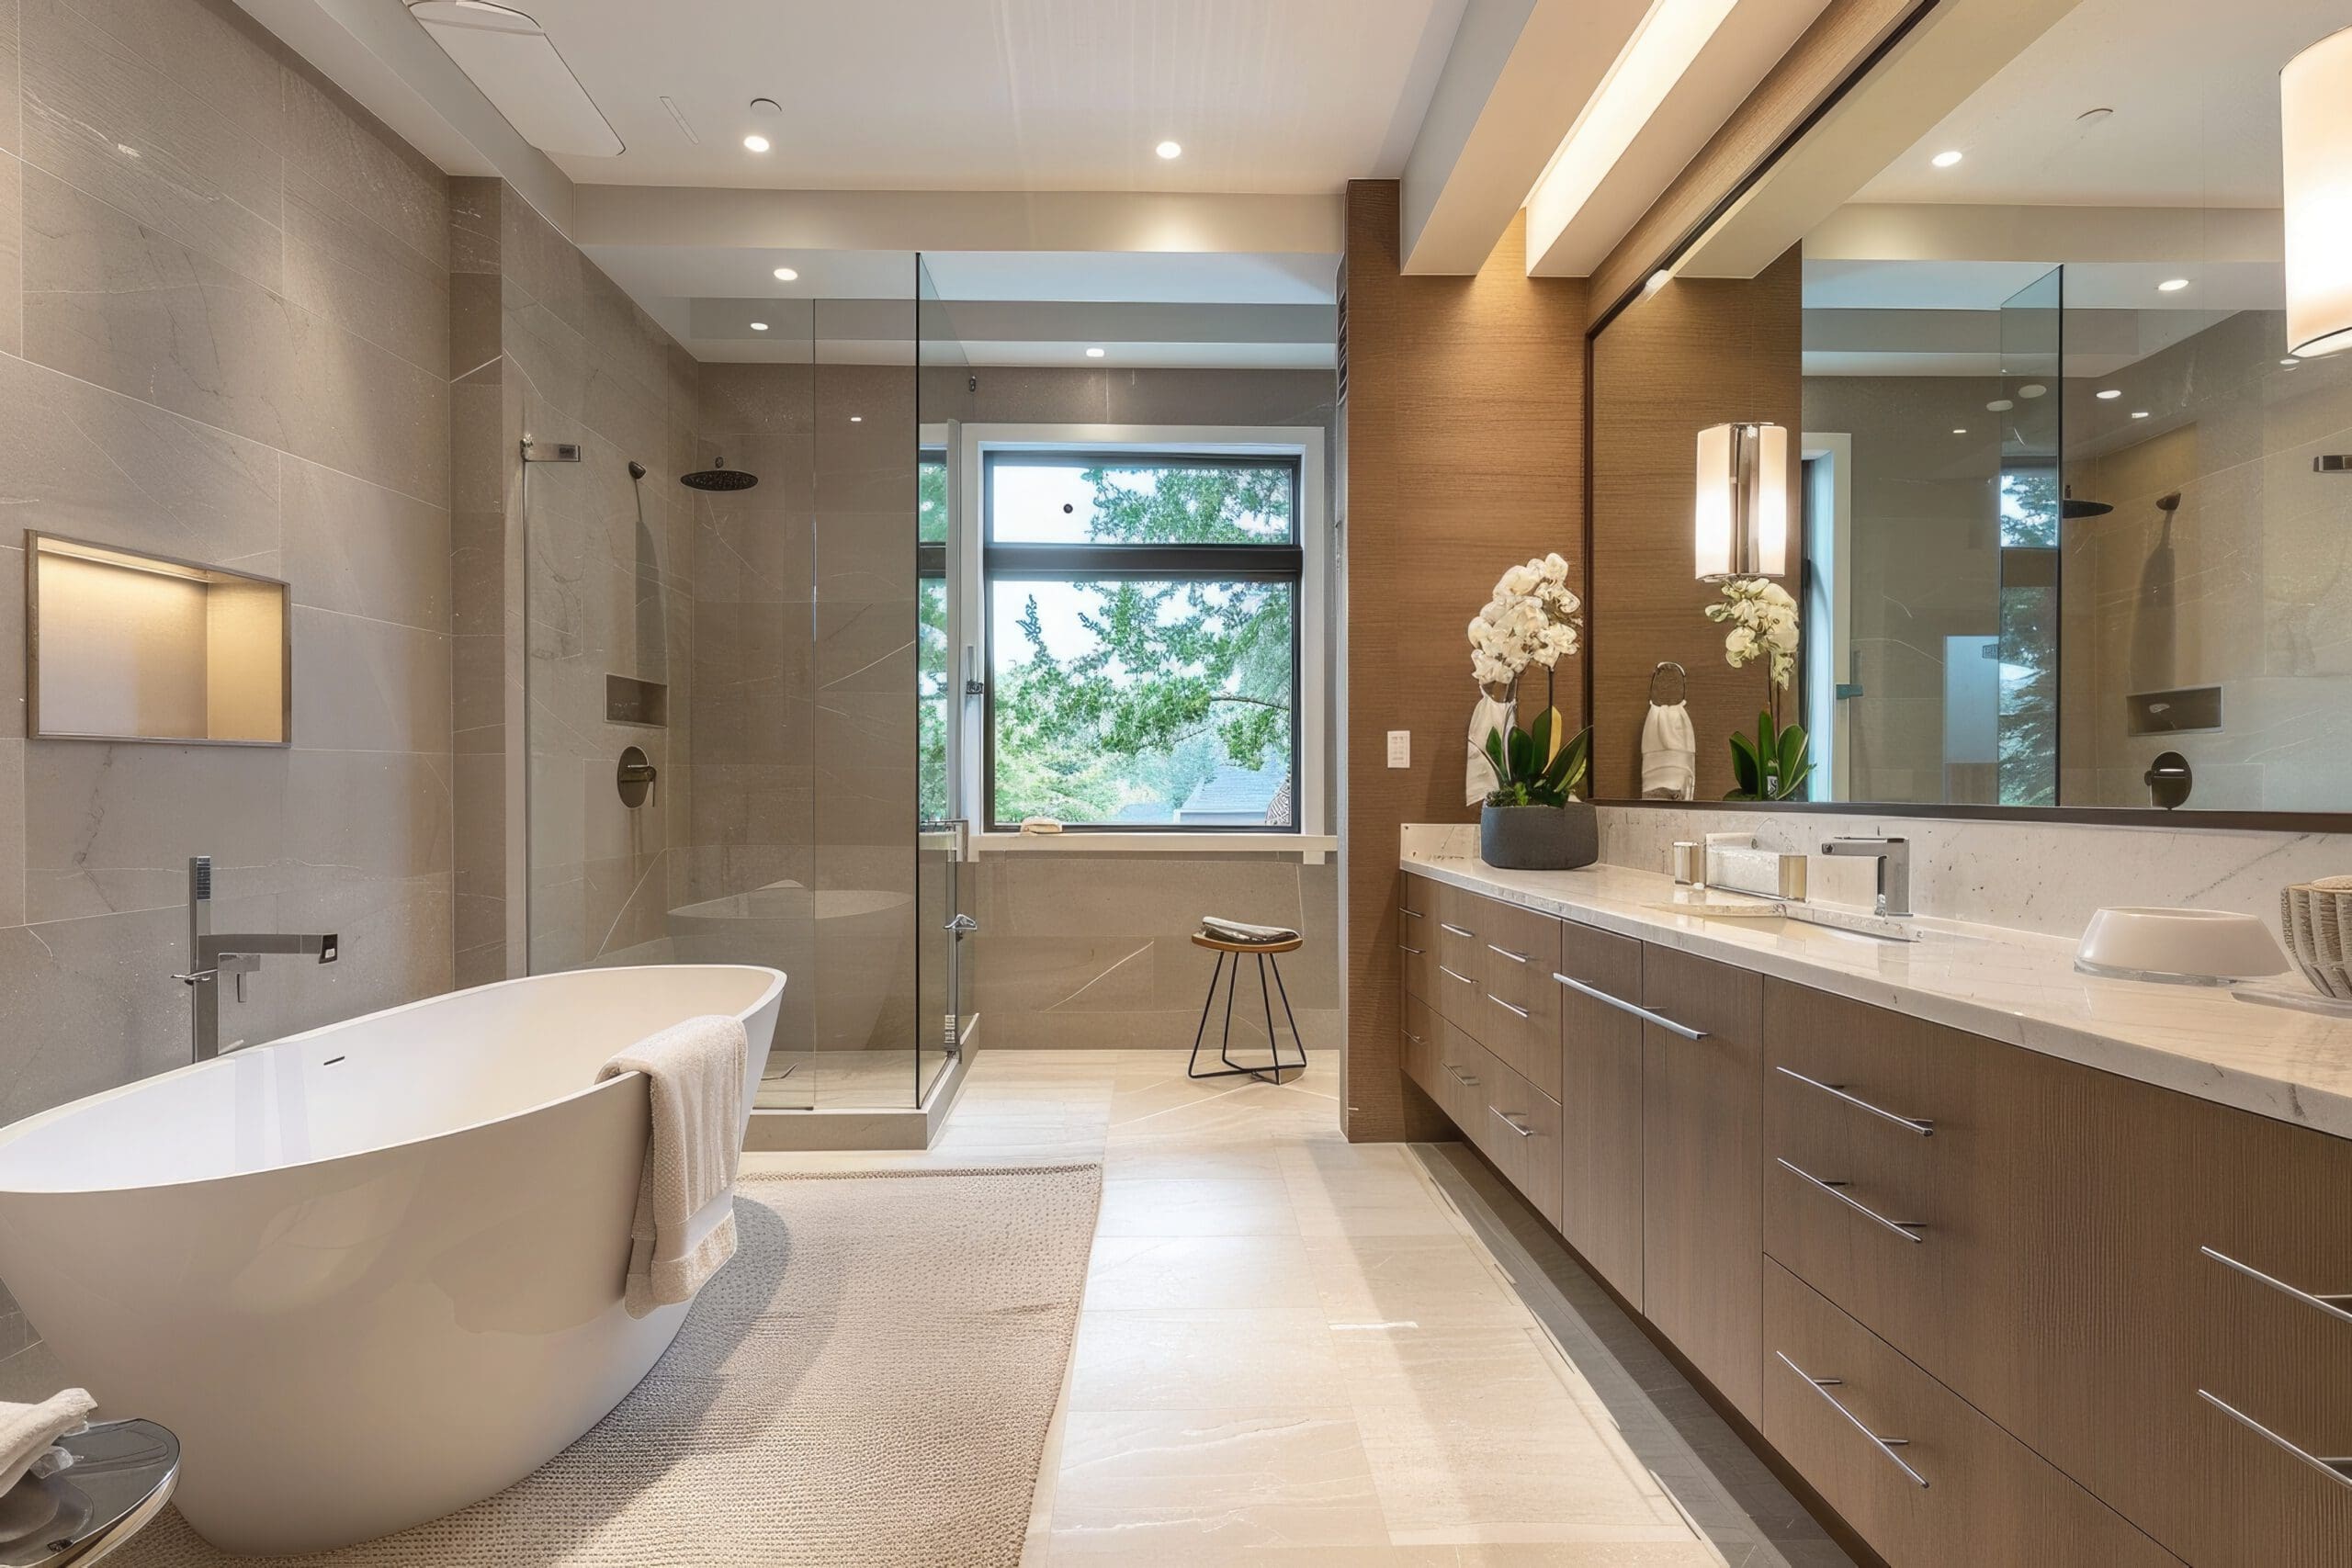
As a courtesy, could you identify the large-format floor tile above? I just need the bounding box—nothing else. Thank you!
[1096,1177,1299,1237]
[1069,1308,1351,1411]
[1046,1409,1390,1563]
[1086,1234,1321,1312]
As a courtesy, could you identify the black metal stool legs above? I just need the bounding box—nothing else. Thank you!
[1186,947,1307,1084]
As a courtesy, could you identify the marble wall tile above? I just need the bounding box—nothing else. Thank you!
[20,0,282,288]
[278,58,444,272]
[281,164,448,377]
[0,739,21,928]
[0,1,20,159]
[279,455,450,631]
[290,606,452,752]
[59,0,280,150]
[0,152,19,358]
[24,169,448,504]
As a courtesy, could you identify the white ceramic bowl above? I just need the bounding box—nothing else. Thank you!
[2075,907,2290,985]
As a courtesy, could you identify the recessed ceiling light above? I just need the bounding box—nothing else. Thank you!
[749,321,767,332]
[1952,427,1969,435]
[2132,410,2151,420]
[2157,277,2190,293]
[1084,346,1105,358]
[742,133,771,152]
[1986,399,2014,412]
[773,266,798,282]
[1645,269,1673,296]
[2096,389,2121,400]
[849,415,863,423]
[2282,356,2301,366]
[2018,383,2048,399]
[1931,150,1964,168]
[1154,140,1182,160]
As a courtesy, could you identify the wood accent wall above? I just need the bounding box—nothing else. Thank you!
[1339,184,1586,1142]
[1587,0,1927,327]
[1589,248,1803,803]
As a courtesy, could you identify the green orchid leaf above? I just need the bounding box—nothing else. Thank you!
[1777,722,1809,790]
[1529,708,1554,764]
[1728,730,1760,795]
[1484,729,1510,779]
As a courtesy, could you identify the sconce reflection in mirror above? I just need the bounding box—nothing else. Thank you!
[2282,25,2352,359]
[1694,422,1788,581]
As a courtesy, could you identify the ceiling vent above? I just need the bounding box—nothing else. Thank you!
[408,1,622,157]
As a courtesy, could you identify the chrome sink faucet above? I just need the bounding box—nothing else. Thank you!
[177,855,340,1062]
[1821,837,1912,919]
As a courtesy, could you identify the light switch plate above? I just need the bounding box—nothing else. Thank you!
[1386,730,1410,768]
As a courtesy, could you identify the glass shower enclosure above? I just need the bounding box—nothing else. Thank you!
[520,254,967,1119]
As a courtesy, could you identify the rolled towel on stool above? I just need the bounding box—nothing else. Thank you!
[0,1388,95,1496]
[1202,915,1303,945]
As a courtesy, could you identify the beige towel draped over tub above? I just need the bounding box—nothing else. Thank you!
[599,1014,749,1319]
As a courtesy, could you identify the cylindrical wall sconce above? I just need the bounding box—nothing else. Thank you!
[2284,27,2352,358]
[1694,421,1789,580]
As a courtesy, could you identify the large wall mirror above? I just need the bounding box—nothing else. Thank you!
[1589,0,2352,821]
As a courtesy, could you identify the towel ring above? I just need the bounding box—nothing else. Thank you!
[1650,661,1688,705]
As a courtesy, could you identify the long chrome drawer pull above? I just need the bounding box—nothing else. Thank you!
[1554,973,1708,1041]
[1489,1106,1536,1139]
[1399,943,1428,955]
[1776,1352,1928,1489]
[1440,921,1477,939]
[1442,1063,1479,1089]
[1401,907,1426,919]
[1488,994,1532,1021]
[1487,943,1529,964]
[1775,1066,1935,1137]
[1401,1030,1427,1046]
[2198,1390,2352,1491]
[2200,1247,2352,1327]
[1776,1158,1926,1244]
[1438,964,1476,987]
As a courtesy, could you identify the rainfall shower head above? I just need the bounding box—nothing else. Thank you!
[2061,484,2112,520]
[680,455,758,491]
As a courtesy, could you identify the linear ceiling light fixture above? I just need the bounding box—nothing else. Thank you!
[408,2,622,156]
[2284,26,2352,356]
[1522,0,1739,267]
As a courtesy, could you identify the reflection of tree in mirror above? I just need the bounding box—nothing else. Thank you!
[1996,581,2056,807]
[918,459,951,819]
[995,465,1295,826]
[1999,467,2059,548]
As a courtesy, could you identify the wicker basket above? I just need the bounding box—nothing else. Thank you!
[2280,876,2352,1000]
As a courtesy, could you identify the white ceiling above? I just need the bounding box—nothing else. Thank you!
[507,0,1462,193]
[1855,0,2348,207]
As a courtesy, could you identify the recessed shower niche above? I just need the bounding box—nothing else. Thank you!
[25,532,291,746]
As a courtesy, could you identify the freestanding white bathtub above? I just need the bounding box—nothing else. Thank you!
[0,964,784,1556]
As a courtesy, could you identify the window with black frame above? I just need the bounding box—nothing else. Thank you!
[982,451,1302,831]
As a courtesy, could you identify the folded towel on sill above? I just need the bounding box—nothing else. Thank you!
[1202,916,1302,945]
[1641,701,1697,801]
[0,1388,95,1496]
[599,1014,748,1319]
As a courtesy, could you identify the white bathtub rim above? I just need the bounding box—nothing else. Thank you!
[0,964,786,1197]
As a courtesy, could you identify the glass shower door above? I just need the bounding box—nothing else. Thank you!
[915,254,970,1102]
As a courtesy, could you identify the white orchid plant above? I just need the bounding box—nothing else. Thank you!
[1468,555,1590,807]
[1702,578,1810,801]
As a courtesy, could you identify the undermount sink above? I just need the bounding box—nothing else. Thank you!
[1646,896,1926,945]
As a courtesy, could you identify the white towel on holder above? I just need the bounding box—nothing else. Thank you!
[1466,694,1516,807]
[0,1388,94,1496]
[1641,702,1697,800]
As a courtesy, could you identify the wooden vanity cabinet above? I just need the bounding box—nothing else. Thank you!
[1640,943,1765,1423]
[1555,921,1646,1307]
[1398,874,1439,1008]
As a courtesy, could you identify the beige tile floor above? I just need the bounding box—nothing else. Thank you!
[742,1048,1855,1568]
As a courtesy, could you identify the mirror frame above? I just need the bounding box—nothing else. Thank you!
[1577,0,2352,834]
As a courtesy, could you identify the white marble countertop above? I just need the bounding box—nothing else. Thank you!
[1402,835,2352,1141]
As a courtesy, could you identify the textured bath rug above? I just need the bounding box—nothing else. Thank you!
[113,1164,1103,1568]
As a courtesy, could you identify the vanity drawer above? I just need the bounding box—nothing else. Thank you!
[1764,1261,2181,1568]
[1398,875,1439,1005]
[1476,1054,1563,1228]
[2181,1106,2352,1567]
[1763,982,2014,1404]
[1475,900,1562,1100]
[1432,884,1488,1015]
[1432,1020,1496,1134]
[1400,991,1442,1107]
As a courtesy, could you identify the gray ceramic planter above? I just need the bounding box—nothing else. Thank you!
[1478,801,1599,871]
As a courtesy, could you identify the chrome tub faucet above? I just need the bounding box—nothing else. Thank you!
[177,855,340,1062]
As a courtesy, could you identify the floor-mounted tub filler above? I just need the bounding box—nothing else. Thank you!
[0,964,785,1556]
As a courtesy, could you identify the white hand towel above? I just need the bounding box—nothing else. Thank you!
[1203,915,1302,944]
[599,1014,748,1319]
[1466,695,1517,807]
[1641,702,1697,800]
[0,1388,95,1496]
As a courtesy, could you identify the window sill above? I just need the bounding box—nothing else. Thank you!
[974,831,1336,863]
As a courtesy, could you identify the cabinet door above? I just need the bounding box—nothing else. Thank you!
[1476,899,1563,1100]
[1398,874,1439,1006]
[1432,884,1487,1028]
[1477,1053,1563,1227]
[1642,943,1765,1422]
[1555,920,1645,1308]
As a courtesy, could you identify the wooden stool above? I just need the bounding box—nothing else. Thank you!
[1187,931,1306,1084]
